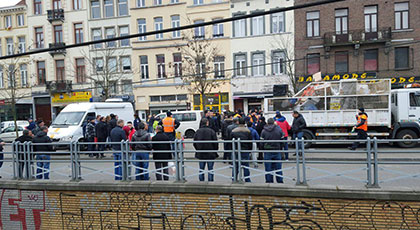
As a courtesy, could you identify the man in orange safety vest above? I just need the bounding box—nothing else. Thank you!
[158,111,180,142]
[349,108,368,150]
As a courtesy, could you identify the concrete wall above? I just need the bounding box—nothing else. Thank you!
[1,181,420,229]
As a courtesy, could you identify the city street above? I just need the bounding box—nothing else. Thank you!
[1,142,420,189]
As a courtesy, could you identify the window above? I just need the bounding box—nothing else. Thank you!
[213,19,224,37]
[20,64,28,87]
[171,0,179,3]
[137,0,145,7]
[54,25,63,43]
[161,95,176,101]
[233,14,246,37]
[154,0,162,5]
[214,56,225,78]
[364,49,378,71]
[140,56,149,79]
[76,58,85,83]
[105,27,116,47]
[55,60,65,81]
[118,0,128,16]
[335,51,348,73]
[156,54,165,78]
[0,67,3,88]
[95,58,104,72]
[271,12,285,33]
[272,51,285,75]
[35,27,44,48]
[364,6,377,32]
[104,0,114,18]
[335,8,348,34]
[74,23,83,44]
[91,0,101,18]
[234,54,246,76]
[122,80,133,94]
[251,16,264,36]
[171,15,180,38]
[150,96,160,102]
[252,53,264,76]
[173,53,182,77]
[194,20,205,38]
[307,53,320,75]
[119,26,129,46]
[18,37,25,53]
[395,47,409,69]
[194,0,203,5]
[8,65,16,88]
[37,61,46,85]
[73,0,82,10]
[92,28,102,48]
[110,81,118,95]
[34,0,42,15]
[107,57,117,72]
[154,17,163,39]
[395,2,409,30]
[53,0,62,10]
[410,93,420,107]
[138,18,147,41]
[17,14,24,27]
[5,16,11,29]
[6,38,13,55]
[306,11,320,37]
[177,94,187,101]
[121,56,131,71]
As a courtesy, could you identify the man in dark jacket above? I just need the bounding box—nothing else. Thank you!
[193,118,218,182]
[110,119,127,180]
[231,118,253,182]
[32,120,44,136]
[131,122,152,180]
[200,110,218,133]
[261,118,284,183]
[26,118,36,131]
[291,111,307,151]
[15,129,33,178]
[225,117,239,162]
[85,118,96,158]
[95,116,108,158]
[33,126,53,179]
[109,114,118,132]
[221,113,234,161]
[152,126,172,181]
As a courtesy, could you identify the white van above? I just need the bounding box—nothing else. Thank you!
[157,111,203,138]
[48,102,134,142]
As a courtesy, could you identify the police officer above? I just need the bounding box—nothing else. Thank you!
[349,108,368,150]
[159,111,180,143]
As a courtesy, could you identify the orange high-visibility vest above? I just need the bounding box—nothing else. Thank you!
[162,117,175,133]
[356,114,368,131]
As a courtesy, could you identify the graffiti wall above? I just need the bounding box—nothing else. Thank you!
[0,189,419,229]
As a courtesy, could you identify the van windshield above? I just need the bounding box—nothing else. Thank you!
[52,112,85,126]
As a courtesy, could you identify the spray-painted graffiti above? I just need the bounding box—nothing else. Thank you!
[0,189,420,229]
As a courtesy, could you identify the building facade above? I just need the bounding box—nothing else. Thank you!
[295,0,420,86]
[230,0,294,113]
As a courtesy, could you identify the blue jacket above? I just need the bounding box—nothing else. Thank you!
[26,122,36,131]
[110,126,127,150]
[248,127,260,140]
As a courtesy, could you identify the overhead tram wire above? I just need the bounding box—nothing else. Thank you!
[0,0,346,60]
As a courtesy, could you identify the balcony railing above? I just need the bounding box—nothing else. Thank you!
[46,80,72,93]
[324,27,392,47]
[47,9,64,22]
[48,43,66,55]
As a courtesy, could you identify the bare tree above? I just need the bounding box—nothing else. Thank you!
[80,44,134,101]
[172,29,228,110]
[0,44,32,138]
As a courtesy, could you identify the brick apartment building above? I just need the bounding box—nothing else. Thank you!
[294,0,420,85]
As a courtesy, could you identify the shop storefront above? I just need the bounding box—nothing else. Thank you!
[0,99,33,122]
[193,93,229,112]
[51,91,92,120]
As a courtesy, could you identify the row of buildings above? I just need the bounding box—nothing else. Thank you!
[0,0,418,124]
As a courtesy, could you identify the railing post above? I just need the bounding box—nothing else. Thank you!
[121,141,127,181]
[295,138,301,185]
[176,139,182,182]
[366,137,372,187]
[237,139,243,182]
[232,139,237,182]
[27,142,33,179]
[372,137,379,188]
[12,142,17,179]
[179,139,185,182]
[125,140,130,180]
[300,138,307,185]
[75,141,81,180]
[69,141,76,181]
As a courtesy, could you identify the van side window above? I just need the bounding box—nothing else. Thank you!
[409,93,420,107]
[86,112,96,121]
[182,113,196,121]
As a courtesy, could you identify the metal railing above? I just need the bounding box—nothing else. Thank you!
[2,138,420,188]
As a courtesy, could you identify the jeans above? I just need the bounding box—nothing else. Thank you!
[232,153,251,182]
[351,129,368,149]
[0,152,3,169]
[293,132,304,152]
[264,152,283,183]
[155,162,169,180]
[223,143,232,160]
[113,152,122,180]
[148,126,154,133]
[36,154,50,179]
[198,161,215,181]
[131,152,149,180]
[282,137,289,160]
[87,137,96,157]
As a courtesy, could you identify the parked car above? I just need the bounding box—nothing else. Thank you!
[1,120,29,132]
[0,126,24,142]
[157,111,203,138]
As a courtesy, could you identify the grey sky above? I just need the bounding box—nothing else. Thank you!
[0,0,20,8]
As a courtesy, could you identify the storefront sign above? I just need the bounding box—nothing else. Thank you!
[391,76,420,84]
[298,72,377,83]
[52,92,92,104]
